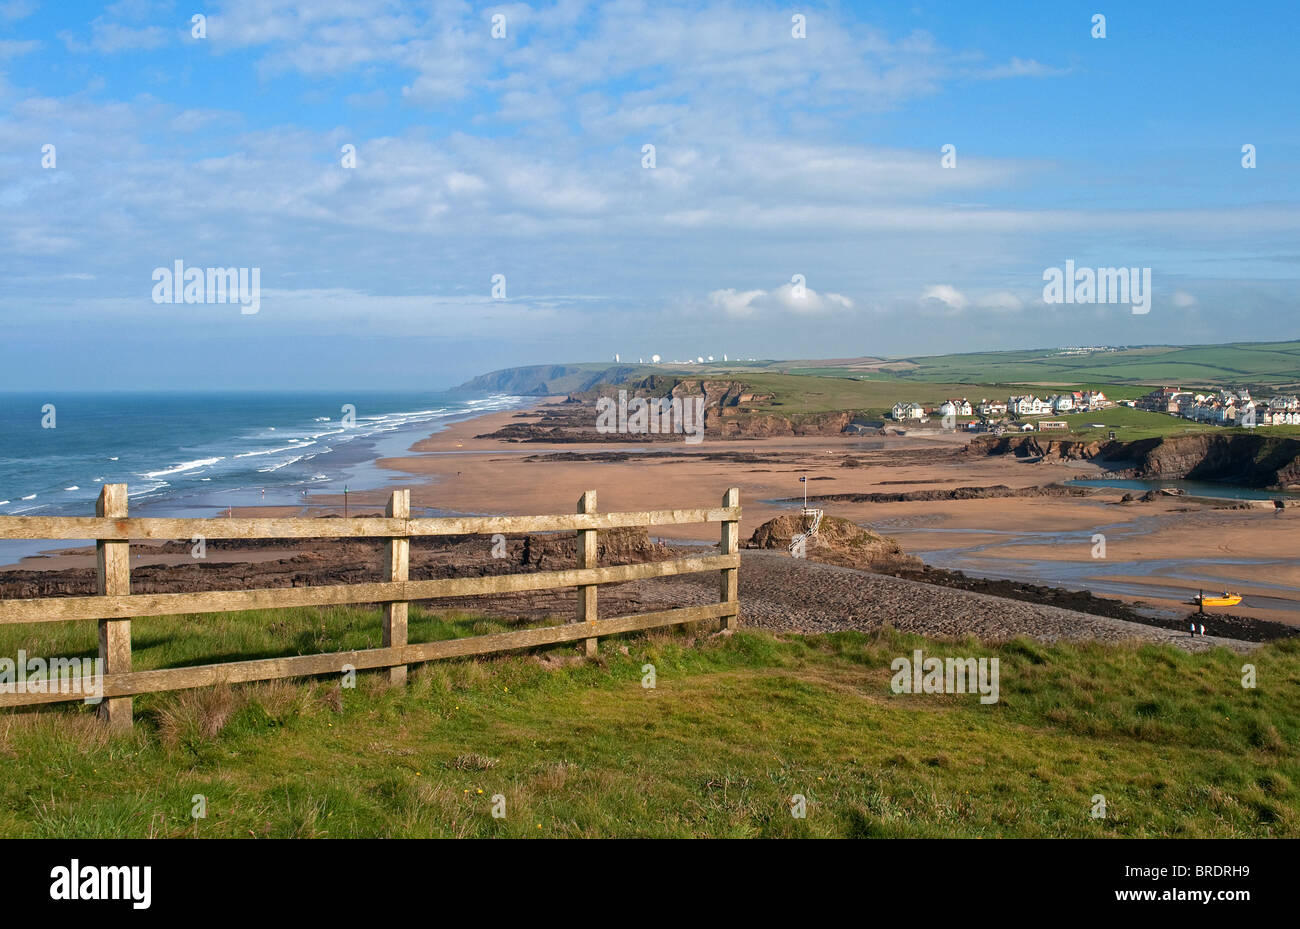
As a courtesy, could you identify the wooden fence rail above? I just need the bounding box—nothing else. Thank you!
[0,486,741,729]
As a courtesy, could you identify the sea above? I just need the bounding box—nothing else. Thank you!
[0,391,529,565]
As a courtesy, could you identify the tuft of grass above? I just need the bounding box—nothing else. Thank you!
[153,685,243,752]
[450,753,499,771]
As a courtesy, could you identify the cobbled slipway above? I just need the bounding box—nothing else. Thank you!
[624,550,1257,653]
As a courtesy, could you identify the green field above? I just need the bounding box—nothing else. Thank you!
[1050,407,1300,442]
[878,342,1300,389]
[684,372,1148,418]
[1,606,1296,837]
[721,372,998,415]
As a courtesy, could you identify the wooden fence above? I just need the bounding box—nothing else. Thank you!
[0,485,741,729]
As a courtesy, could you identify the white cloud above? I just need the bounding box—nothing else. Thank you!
[709,288,769,318]
[710,283,853,318]
[978,58,1070,80]
[60,21,170,54]
[0,0,37,22]
[0,38,40,58]
[921,284,969,310]
[977,291,1024,311]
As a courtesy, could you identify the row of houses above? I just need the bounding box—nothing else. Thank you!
[1139,387,1300,427]
[890,391,1111,422]
[1010,390,1112,415]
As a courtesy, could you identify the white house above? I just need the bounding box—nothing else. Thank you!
[1050,394,1075,413]
[977,398,1008,416]
[938,398,973,417]
[1009,395,1050,416]
[891,402,926,422]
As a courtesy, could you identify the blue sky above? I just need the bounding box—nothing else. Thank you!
[2,0,1298,389]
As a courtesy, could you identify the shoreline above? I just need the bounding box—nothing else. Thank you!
[4,396,1297,633]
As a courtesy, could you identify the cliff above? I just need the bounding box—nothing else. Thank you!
[1119,433,1300,489]
[970,432,1300,489]
[458,364,644,396]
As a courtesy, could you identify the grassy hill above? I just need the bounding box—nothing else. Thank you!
[457,341,1300,405]
[1,606,1296,837]
[885,342,1300,388]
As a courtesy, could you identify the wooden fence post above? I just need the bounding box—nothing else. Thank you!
[383,489,410,686]
[577,490,598,657]
[96,484,131,730]
[719,487,739,629]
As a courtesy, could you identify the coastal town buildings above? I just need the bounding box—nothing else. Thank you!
[1139,386,1298,428]
[893,391,1113,425]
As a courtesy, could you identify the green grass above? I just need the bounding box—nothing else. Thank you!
[705,372,1031,417]
[1052,407,1300,442]
[1,606,1297,837]
[889,342,1300,388]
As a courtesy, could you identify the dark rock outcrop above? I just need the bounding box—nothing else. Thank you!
[744,514,921,572]
[970,431,1300,490]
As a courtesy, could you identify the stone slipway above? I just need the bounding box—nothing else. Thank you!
[624,550,1259,653]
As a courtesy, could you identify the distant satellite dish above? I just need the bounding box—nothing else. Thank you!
[651,354,661,364]
[707,355,714,362]
[614,354,620,362]
[697,356,703,363]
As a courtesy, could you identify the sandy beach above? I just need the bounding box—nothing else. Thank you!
[6,400,1298,631]
[362,401,1300,627]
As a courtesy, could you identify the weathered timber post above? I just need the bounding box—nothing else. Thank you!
[97,484,132,730]
[383,489,410,685]
[577,490,598,657]
[719,487,740,629]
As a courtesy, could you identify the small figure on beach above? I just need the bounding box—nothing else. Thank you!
[1200,623,1206,637]
[1189,621,1196,636]
[1274,499,1285,517]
